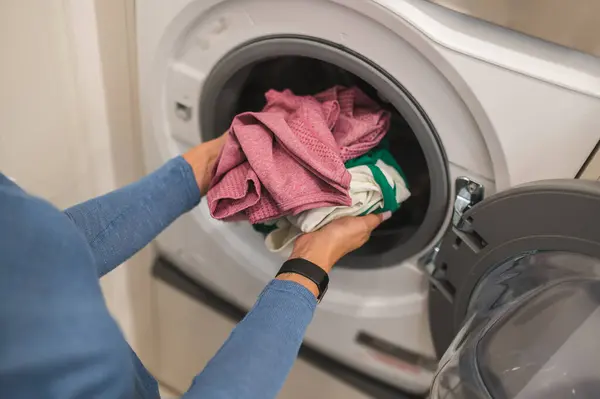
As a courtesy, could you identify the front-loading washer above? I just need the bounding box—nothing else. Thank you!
[137,0,600,393]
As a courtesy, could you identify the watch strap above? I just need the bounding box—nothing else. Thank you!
[276,258,329,302]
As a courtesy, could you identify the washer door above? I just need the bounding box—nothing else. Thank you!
[427,179,600,357]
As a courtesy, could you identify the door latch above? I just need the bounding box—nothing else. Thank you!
[418,178,484,302]
[452,177,484,230]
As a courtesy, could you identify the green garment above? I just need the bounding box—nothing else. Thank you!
[343,146,408,215]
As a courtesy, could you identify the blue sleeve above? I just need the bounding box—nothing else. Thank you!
[64,156,200,277]
[183,280,317,399]
[10,152,317,399]
[0,174,144,399]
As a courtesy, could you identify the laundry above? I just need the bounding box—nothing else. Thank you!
[264,147,411,253]
[207,86,390,224]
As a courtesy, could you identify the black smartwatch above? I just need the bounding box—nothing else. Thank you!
[276,258,329,302]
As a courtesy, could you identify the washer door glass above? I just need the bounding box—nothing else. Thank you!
[479,279,600,399]
[431,251,600,399]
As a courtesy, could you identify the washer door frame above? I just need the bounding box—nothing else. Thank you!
[428,179,600,357]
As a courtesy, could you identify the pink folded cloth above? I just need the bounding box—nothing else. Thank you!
[207,86,390,224]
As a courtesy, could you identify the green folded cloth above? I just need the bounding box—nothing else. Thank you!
[343,145,408,215]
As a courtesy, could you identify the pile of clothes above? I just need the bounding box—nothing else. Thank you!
[207,85,410,253]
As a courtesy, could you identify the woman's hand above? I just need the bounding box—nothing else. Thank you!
[183,133,228,195]
[288,212,391,273]
[277,212,391,297]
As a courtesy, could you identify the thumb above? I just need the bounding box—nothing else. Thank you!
[360,211,391,233]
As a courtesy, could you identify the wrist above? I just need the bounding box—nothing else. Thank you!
[276,273,320,298]
[289,231,341,273]
[183,146,210,195]
[289,248,336,273]
[182,133,227,195]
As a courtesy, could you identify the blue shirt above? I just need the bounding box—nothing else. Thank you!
[0,157,317,399]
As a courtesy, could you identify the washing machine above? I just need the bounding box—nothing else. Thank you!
[137,0,600,394]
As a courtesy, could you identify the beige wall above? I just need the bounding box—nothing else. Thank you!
[0,0,157,370]
[0,0,96,207]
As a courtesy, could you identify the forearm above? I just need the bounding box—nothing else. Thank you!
[64,157,200,277]
[183,280,317,399]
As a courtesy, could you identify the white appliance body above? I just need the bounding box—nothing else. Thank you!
[137,0,600,393]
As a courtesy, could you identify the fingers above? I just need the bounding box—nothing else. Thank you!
[381,211,392,222]
[360,211,390,233]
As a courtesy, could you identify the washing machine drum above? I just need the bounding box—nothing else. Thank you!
[200,52,448,269]
[427,180,600,398]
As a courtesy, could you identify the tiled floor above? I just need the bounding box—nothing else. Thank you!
[152,279,369,399]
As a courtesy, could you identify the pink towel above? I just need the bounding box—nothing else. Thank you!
[207,86,390,224]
